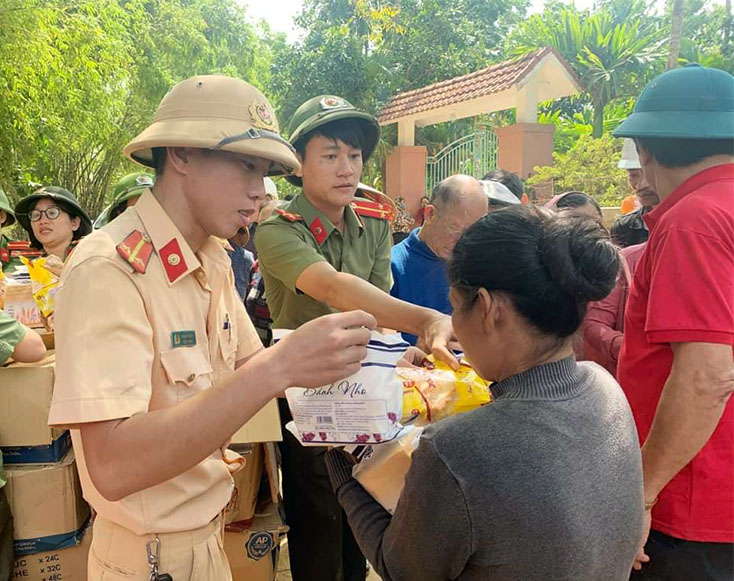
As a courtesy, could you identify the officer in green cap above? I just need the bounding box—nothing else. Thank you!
[613,64,734,579]
[15,186,93,261]
[95,172,155,228]
[256,95,457,581]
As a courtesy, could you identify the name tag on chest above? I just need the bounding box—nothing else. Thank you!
[171,330,197,348]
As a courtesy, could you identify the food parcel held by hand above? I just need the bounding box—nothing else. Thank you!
[284,332,409,446]
[283,331,491,512]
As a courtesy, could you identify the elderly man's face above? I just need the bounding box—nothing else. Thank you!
[424,191,487,259]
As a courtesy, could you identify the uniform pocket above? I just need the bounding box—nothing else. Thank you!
[160,347,213,389]
[89,549,137,578]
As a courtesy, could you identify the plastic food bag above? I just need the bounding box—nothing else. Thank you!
[284,332,409,446]
[21,256,61,318]
[398,355,490,425]
[352,426,423,514]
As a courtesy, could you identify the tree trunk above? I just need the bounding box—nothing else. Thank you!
[667,0,684,70]
[592,101,604,138]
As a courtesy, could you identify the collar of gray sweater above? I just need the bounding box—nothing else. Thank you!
[490,356,586,401]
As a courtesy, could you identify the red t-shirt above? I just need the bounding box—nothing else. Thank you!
[618,163,734,543]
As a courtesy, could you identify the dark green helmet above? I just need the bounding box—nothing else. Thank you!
[96,172,154,227]
[0,188,16,227]
[614,64,734,140]
[15,186,93,238]
[286,95,380,186]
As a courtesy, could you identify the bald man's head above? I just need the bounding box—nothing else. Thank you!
[421,174,488,259]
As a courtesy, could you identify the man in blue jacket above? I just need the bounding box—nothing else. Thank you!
[390,174,486,343]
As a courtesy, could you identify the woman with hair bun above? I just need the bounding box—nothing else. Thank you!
[325,206,644,580]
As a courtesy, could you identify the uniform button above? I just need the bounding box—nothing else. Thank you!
[168,253,181,266]
[187,373,196,383]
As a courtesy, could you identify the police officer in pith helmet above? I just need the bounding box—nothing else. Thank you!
[613,64,734,579]
[95,172,155,228]
[47,76,376,581]
[256,95,458,581]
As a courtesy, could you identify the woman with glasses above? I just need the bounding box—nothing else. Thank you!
[15,186,93,261]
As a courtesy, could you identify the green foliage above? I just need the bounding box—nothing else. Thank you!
[527,134,628,206]
[507,3,665,137]
[0,0,729,218]
[0,0,269,219]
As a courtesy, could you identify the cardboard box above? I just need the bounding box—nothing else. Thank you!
[5,449,91,555]
[225,443,264,526]
[225,442,281,527]
[0,353,70,463]
[12,523,92,580]
[231,399,282,444]
[225,506,288,581]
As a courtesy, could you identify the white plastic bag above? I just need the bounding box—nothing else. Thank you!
[283,331,409,446]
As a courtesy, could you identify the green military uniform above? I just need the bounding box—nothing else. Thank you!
[255,190,393,330]
[256,94,396,581]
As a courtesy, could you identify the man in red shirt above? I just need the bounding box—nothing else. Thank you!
[614,64,733,579]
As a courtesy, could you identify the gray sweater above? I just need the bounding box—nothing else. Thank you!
[326,357,644,580]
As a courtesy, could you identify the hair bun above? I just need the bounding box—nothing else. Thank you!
[537,214,620,303]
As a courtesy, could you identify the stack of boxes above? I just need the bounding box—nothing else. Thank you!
[0,352,92,580]
[0,351,289,580]
[225,402,288,581]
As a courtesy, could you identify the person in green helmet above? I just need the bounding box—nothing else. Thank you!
[0,189,28,274]
[95,172,155,228]
[15,186,93,261]
[255,95,457,581]
[613,64,734,580]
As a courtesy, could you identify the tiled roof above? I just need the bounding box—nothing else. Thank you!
[378,48,565,124]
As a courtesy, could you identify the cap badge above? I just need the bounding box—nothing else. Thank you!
[135,175,154,187]
[320,96,347,110]
[249,102,278,131]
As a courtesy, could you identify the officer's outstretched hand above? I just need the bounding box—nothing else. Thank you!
[276,310,377,388]
[418,313,460,371]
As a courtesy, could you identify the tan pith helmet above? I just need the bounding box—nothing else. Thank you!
[124,75,300,177]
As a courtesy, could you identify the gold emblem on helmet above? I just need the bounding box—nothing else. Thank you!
[249,102,278,132]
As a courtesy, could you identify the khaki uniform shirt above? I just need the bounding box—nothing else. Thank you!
[48,190,262,535]
[255,193,392,330]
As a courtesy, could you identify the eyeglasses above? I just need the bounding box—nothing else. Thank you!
[29,206,62,222]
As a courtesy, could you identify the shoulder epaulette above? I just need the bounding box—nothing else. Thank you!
[275,208,304,222]
[353,186,397,223]
[7,240,31,251]
[117,229,154,274]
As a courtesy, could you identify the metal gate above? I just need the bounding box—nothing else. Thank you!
[425,131,498,193]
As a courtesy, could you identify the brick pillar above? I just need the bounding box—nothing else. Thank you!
[384,146,428,216]
[496,123,554,179]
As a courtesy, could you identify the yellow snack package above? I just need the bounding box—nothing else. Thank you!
[398,356,491,425]
[20,256,60,318]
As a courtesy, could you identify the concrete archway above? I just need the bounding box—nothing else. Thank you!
[378,48,581,215]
